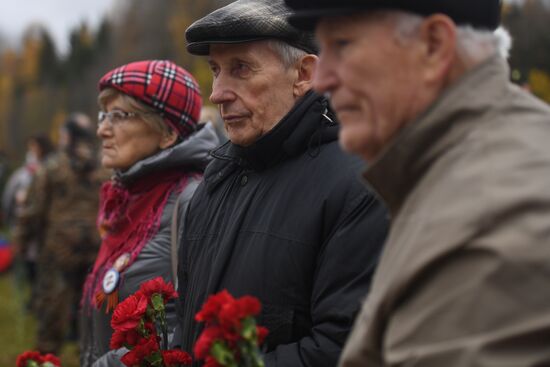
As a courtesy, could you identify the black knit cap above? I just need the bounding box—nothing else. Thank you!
[186,0,318,56]
[285,0,502,31]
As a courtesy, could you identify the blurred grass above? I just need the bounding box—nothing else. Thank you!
[0,271,79,366]
[0,270,35,366]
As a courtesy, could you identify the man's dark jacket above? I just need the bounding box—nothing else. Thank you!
[176,91,388,366]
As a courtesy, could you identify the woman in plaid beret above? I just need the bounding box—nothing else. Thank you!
[80,60,219,367]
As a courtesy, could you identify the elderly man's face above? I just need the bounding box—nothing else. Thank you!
[208,41,298,147]
[314,14,426,162]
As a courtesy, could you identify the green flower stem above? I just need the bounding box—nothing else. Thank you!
[151,293,169,351]
[160,312,168,351]
[238,341,264,367]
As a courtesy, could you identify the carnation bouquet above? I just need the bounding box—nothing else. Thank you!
[194,290,268,367]
[16,351,61,367]
[110,277,192,367]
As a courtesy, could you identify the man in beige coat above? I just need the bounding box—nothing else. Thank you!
[285,0,550,366]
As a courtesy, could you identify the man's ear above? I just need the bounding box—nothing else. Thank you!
[159,129,179,149]
[293,54,318,98]
[418,14,457,85]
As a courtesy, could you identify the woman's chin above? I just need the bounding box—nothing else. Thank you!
[101,158,117,170]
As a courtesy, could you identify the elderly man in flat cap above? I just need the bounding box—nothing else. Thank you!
[173,0,389,365]
[284,0,550,366]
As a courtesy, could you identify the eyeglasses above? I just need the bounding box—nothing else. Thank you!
[97,110,156,127]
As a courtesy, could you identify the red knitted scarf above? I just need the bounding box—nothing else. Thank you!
[82,169,189,311]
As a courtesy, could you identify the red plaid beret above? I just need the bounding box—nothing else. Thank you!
[98,60,202,139]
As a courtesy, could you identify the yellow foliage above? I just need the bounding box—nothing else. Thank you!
[528,69,550,104]
[19,37,42,85]
[0,75,14,120]
[0,74,14,145]
[50,110,68,145]
[0,75,13,98]
[168,14,192,68]
[193,59,214,102]
[78,24,94,47]
[0,49,18,74]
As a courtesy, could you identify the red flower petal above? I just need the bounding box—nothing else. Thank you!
[16,351,44,367]
[139,276,178,304]
[236,296,261,317]
[195,290,234,323]
[204,356,223,367]
[120,335,160,367]
[219,301,241,333]
[193,326,224,360]
[162,350,193,366]
[257,326,269,345]
[111,293,148,331]
[42,354,62,366]
[110,328,143,349]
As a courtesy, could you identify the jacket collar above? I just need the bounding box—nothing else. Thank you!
[115,122,219,186]
[363,55,510,215]
[204,90,339,192]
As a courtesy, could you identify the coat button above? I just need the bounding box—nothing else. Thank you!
[240,175,248,186]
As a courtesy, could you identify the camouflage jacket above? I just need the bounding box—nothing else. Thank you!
[15,152,107,269]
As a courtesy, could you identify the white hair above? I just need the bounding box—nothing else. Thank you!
[392,11,512,65]
[266,39,308,69]
[457,26,512,60]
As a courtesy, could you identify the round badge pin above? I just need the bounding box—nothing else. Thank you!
[102,268,120,295]
[114,253,131,272]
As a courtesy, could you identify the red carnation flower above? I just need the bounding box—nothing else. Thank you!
[110,328,143,349]
[204,356,223,367]
[137,333,161,353]
[120,348,141,367]
[236,296,261,317]
[218,297,261,337]
[218,301,241,333]
[16,351,43,367]
[257,326,269,345]
[195,290,235,323]
[193,326,224,360]
[162,350,193,366]
[111,293,148,331]
[144,321,156,334]
[41,354,62,366]
[194,291,268,367]
[110,329,126,350]
[120,335,160,367]
[139,276,178,304]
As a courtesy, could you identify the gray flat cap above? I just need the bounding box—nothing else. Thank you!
[186,0,318,56]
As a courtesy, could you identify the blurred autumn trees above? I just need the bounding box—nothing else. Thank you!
[503,0,550,102]
[0,0,549,160]
[0,0,229,160]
